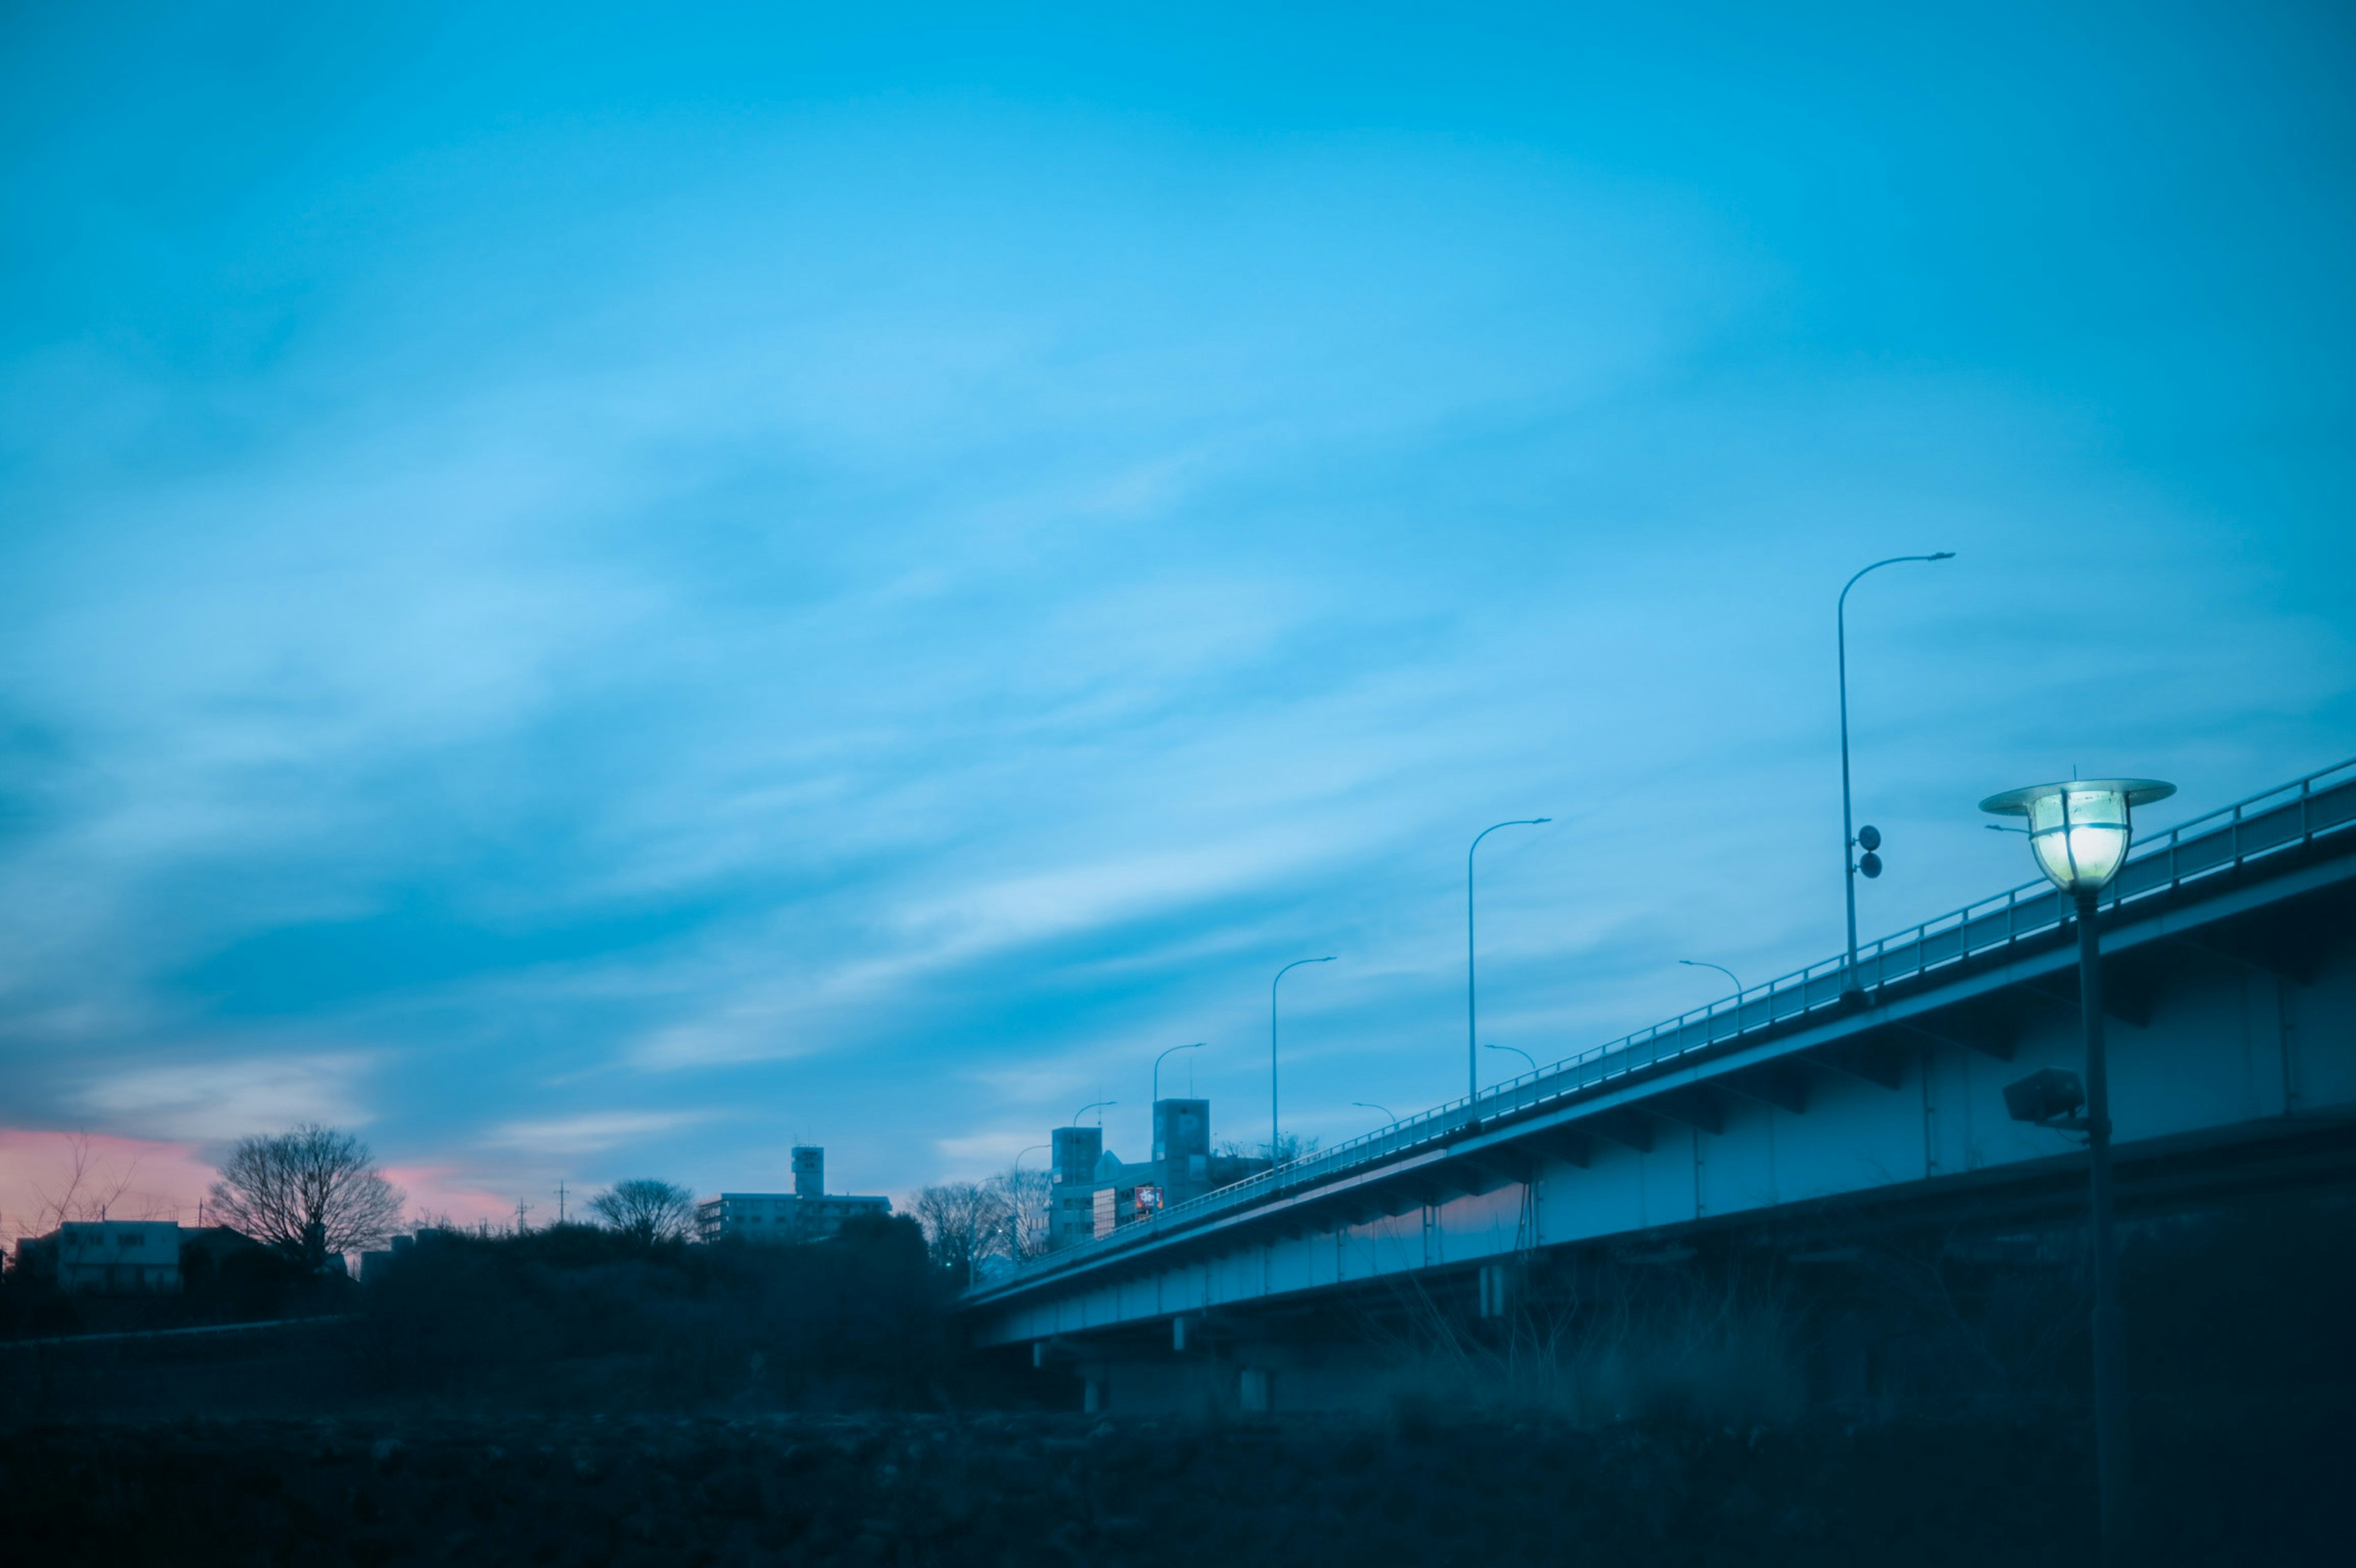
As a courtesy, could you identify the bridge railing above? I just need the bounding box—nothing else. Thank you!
[973,756,2356,1295]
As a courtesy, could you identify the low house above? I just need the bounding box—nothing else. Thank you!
[50,1221,185,1294]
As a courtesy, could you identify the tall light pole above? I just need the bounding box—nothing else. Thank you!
[1353,1101,1398,1128]
[1270,957,1335,1162]
[1153,1042,1204,1107]
[1469,818,1549,1101]
[1677,958,1744,997]
[1838,552,1954,1002]
[1072,1100,1115,1128]
[1984,775,2174,1566]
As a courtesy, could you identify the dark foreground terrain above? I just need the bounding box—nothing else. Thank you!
[3,1396,2346,1568]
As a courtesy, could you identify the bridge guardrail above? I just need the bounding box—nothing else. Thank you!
[971,756,2356,1297]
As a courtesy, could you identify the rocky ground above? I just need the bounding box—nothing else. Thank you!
[4,1400,2343,1567]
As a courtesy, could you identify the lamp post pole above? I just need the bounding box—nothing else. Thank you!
[1469,818,1549,1102]
[1838,553,1953,1001]
[2076,886,2131,1562]
[1984,775,2173,1567]
[1353,1101,1399,1128]
[1270,958,1335,1163]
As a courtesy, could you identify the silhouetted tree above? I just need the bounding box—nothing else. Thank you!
[989,1164,1052,1261]
[207,1124,404,1270]
[588,1178,697,1243]
[911,1180,1009,1283]
[1217,1131,1320,1164]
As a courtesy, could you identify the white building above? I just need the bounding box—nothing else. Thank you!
[53,1221,183,1294]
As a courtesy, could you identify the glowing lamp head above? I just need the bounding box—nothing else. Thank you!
[1978,778,2176,896]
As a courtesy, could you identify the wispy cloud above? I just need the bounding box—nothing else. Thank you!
[484,1112,714,1156]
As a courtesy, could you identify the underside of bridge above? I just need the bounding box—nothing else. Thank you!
[962,774,2356,1415]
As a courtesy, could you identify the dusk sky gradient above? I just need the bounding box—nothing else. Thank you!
[4,2,2353,1229]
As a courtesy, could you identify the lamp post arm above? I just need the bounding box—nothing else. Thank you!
[1468,818,1550,1102]
[1678,958,1744,996]
[1270,958,1336,1163]
[1152,1042,1204,1108]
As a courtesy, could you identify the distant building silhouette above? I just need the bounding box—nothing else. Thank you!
[696,1146,890,1244]
[1048,1100,1267,1249]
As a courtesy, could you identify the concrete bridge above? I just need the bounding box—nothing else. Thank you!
[960,759,2356,1410]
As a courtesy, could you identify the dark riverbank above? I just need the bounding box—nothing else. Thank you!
[5,1396,2347,1567]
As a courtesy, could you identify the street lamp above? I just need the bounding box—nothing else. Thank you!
[1469,818,1550,1101]
[1838,552,1954,1002]
[1982,774,2174,1564]
[1072,1100,1115,1128]
[1271,957,1336,1163]
[1483,1042,1538,1077]
[1677,958,1744,997]
[1353,1101,1399,1128]
[1153,1042,1204,1106]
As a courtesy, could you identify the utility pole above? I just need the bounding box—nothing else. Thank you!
[514,1199,533,1235]
[555,1181,567,1224]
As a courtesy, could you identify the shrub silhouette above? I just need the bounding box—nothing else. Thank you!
[361,1214,942,1410]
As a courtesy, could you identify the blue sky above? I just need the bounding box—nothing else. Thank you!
[2,2,2352,1221]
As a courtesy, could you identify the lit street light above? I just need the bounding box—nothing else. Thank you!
[1838,552,1954,1001]
[1678,958,1744,997]
[1271,958,1336,1163]
[1482,1042,1538,1077]
[1469,818,1550,1101]
[1983,774,2174,1565]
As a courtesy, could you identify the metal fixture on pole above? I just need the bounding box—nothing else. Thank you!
[1838,552,1954,1003]
[1482,1042,1538,1077]
[1984,774,2175,1566]
[1677,958,1744,996]
[1271,958,1336,1163]
[1352,1102,1399,1127]
[1469,818,1550,1102]
[1153,1042,1204,1106]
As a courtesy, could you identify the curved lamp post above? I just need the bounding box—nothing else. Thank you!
[1153,1042,1204,1106]
[1982,775,2174,1564]
[1838,553,1954,1001]
[1353,1101,1398,1128]
[1482,1042,1538,1078]
[1072,1100,1115,1128]
[1271,958,1336,1162]
[1678,958,1744,997]
[1469,818,1550,1101]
